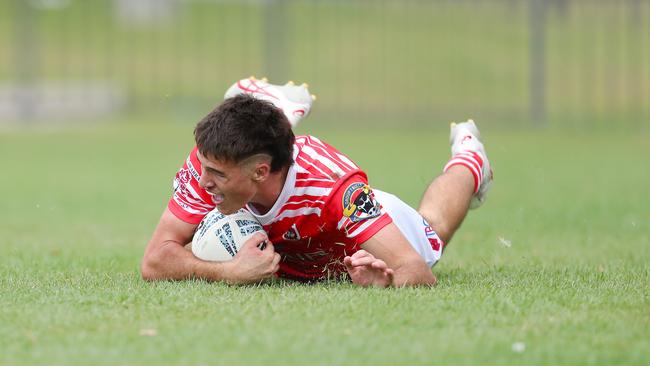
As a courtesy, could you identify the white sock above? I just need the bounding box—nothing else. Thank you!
[443,151,484,193]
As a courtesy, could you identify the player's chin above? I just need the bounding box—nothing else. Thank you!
[216,205,235,215]
[216,202,245,215]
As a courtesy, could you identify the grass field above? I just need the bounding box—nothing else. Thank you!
[1,119,648,365]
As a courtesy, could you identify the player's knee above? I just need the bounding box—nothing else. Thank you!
[418,209,450,241]
[417,206,436,225]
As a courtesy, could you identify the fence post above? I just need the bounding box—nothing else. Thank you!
[13,0,38,121]
[530,0,547,126]
[264,0,288,81]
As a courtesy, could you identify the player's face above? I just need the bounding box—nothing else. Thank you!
[196,151,258,215]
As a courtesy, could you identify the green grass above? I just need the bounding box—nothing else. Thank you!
[1,120,649,365]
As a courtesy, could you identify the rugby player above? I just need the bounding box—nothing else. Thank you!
[141,78,493,287]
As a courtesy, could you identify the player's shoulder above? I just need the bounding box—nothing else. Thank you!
[183,146,202,177]
[293,135,361,181]
[295,134,329,147]
[295,135,346,155]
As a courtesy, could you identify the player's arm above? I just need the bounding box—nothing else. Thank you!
[350,223,437,287]
[141,208,279,284]
[332,173,436,287]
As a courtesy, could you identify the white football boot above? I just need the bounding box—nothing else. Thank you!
[224,76,315,127]
[449,119,493,209]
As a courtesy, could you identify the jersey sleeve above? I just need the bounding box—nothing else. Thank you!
[324,171,393,246]
[167,147,216,224]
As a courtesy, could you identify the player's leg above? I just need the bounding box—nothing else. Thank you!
[417,120,493,244]
[417,166,474,244]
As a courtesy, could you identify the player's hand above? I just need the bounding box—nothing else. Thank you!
[343,250,394,288]
[225,232,280,285]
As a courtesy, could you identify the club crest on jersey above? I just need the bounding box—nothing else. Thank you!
[173,168,191,196]
[342,182,381,223]
[177,169,191,184]
[282,224,302,241]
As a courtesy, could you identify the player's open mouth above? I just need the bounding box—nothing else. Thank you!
[209,192,224,204]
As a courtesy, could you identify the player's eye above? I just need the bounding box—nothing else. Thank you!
[212,170,227,180]
[205,167,223,177]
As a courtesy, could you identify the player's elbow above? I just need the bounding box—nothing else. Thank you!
[392,257,437,287]
[393,274,437,287]
[140,257,157,281]
[140,248,166,282]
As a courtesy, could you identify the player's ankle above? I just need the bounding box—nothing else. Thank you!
[443,151,485,193]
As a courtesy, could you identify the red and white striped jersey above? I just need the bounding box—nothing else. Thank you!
[168,135,392,281]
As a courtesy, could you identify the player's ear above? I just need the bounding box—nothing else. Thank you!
[244,154,272,182]
[252,161,271,182]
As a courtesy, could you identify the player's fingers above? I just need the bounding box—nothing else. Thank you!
[386,269,394,285]
[352,249,368,257]
[351,250,371,260]
[254,231,268,241]
[272,253,281,267]
[343,256,355,271]
[351,256,376,267]
[370,259,388,271]
[262,238,275,252]
[243,232,268,248]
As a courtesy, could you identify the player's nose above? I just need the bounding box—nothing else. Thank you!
[198,174,213,189]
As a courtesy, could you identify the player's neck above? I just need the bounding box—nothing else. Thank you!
[249,165,289,215]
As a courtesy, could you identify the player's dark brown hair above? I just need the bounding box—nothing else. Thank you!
[194,94,294,172]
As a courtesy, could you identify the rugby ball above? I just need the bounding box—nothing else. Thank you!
[191,208,265,262]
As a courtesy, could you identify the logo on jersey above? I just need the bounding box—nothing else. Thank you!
[282,224,302,241]
[177,169,191,184]
[342,182,381,223]
[173,168,191,196]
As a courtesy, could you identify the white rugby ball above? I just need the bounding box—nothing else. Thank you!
[191,208,265,262]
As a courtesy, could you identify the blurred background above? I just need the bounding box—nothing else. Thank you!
[2,4,649,363]
[1,0,648,130]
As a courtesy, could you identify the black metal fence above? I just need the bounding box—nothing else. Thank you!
[1,0,648,129]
